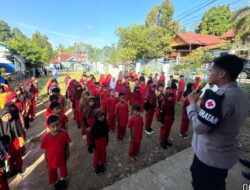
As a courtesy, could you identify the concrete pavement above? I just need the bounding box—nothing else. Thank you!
[104,147,249,190]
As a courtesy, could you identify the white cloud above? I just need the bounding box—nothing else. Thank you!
[17,22,112,48]
[18,22,79,39]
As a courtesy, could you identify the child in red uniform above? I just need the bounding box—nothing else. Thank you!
[45,94,59,118]
[83,96,96,153]
[122,80,131,104]
[131,86,141,107]
[100,85,109,113]
[91,109,109,175]
[48,101,69,130]
[114,79,123,97]
[128,105,144,160]
[107,89,118,132]
[79,91,90,137]
[159,93,175,149]
[115,93,129,142]
[72,82,83,128]
[177,75,185,102]
[0,108,24,176]
[179,83,193,139]
[156,84,165,121]
[51,88,66,115]
[139,80,146,112]
[144,84,157,135]
[193,76,201,90]
[41,115,71,190]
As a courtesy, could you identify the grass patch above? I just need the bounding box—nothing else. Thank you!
[38,71,84,102]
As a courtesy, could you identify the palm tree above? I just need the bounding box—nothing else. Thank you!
[232,6,250,42]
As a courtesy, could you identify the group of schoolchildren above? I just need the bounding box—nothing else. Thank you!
[0,77,38,190]
[0,71,201,190]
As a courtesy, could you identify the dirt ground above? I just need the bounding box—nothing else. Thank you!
[8,96,250,190]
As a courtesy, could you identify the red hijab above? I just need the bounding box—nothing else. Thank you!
[145,84,156,105]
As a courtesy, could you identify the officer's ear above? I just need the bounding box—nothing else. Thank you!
[218,70,226,80]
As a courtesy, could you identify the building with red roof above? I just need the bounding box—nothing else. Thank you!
[50,53,89,70]
[167,30,236,59]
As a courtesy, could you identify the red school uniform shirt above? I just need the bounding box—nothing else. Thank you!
[40,130,71,168]
[100,91,109,105]
[128,115,144,142]
[115,102,129,126]
[92,87,101,96]
[178,79,185,92]
[107,96,118,115]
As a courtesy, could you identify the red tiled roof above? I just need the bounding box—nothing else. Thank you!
[221,29,235,39]
[50,53,86,64]
[176,32,221,46]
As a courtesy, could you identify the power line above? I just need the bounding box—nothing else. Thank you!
[173,0,211,19]
[181,0,243,25]
[181,13,204,23]
[177,0,217,20]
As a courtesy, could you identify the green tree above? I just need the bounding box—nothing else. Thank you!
[31,31,54,64]
[116,24,148,61]
[145,5,160,28]
[0,20,11,42]
[181,48,213,66]
[11,28,28,39]
[232,6,250,42]
[197,5,233,36]
[55,44,65,53]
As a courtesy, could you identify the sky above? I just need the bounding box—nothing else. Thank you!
[0,0,248,49]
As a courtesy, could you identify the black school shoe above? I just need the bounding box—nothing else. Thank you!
[160,142,167,149]
[88,146,93,153]
[144,128,155,135]
[165,141,173,147]
[95,165,100,175]
[53,181,61,190]
[242,171,250,180]
[56,179,67,190]
[100,165,105,175]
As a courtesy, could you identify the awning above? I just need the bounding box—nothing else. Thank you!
[0,63,15,73]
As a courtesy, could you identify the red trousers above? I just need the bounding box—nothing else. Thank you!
[180,117,190,134]
[141,102,144,112]
[128,140,141,157]
[48,163,68,185]
[159,115,174,143]
[172,89,177,100]
[73,109,80,123]
[155,108,160,121]
[79,114,86,136]
[101,103,108,114]
[108,114,116,132]
[145,108,155,130]
[93,137,107,167]
[177,91,183,102]
[117,125,126,140]
[73,100,80,122]
[0,171,9,190]
[8,142,23,174]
